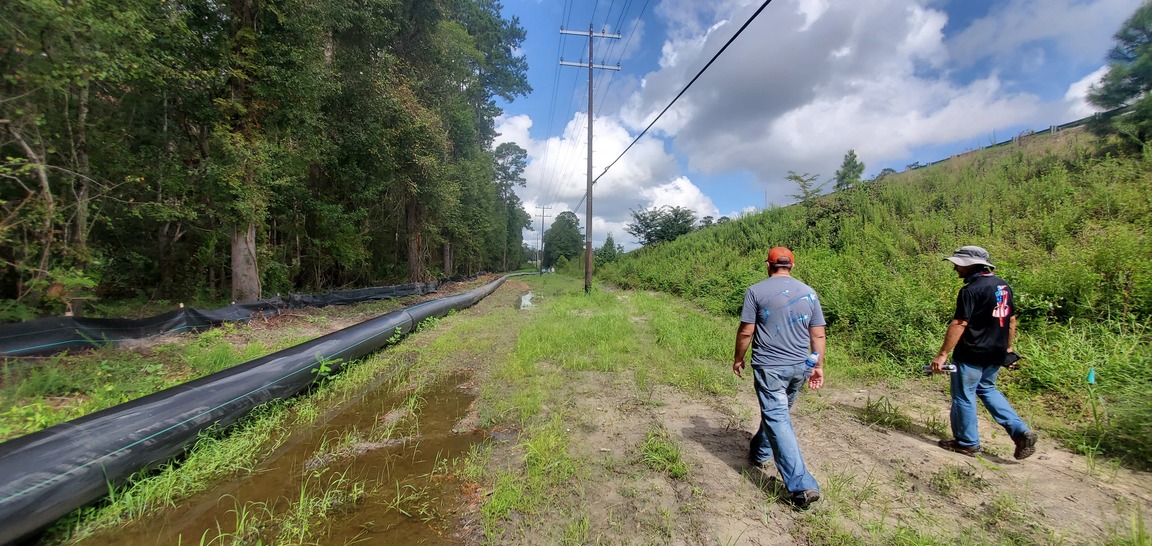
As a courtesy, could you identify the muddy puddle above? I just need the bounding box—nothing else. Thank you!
[82,371,484,545]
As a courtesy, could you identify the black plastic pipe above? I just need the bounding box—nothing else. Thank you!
[0,275,511,545]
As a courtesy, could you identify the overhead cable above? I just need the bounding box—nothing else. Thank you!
[575,0,777,210]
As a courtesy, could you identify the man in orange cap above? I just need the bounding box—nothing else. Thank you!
[733,246,825,509]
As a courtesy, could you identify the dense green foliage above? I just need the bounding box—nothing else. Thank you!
[594,232,623,266]
[787,170,825,203]
[624,205,697,246]
[542,211,583,267]
[833,149,865,191]
[1,0,531,316]
[1089,0,1152,146]
[601,132,1152,466]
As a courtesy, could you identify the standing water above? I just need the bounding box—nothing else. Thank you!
[80,371,485,545]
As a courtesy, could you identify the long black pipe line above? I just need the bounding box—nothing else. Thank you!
[0,274,516,545]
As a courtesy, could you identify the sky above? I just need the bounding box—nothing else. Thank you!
[491,0,1141,251]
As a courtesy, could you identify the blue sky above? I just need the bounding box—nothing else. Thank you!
[492,0,1140,250]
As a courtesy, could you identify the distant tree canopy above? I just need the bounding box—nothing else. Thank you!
[543,211,583,267]
[0,0,532,316]
[625,205,697,246]
[594,232,623,266]
[833,149,865,191]
[494,142,533,270]
[1088,1,1152,144]
[872,167,898,182]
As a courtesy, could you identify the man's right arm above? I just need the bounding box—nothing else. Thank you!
[932,319,968,371]
[733,322,755,378]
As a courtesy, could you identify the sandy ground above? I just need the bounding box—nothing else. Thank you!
[454,287,1151,545]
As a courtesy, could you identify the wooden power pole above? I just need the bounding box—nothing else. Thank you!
[561,25,619,293]
[536,205,551,271]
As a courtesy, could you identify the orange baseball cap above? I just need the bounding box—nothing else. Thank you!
[767,246,794,265]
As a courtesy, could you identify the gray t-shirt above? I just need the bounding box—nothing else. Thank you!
[740,276,826,368]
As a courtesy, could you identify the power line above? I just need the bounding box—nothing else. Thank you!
[540,1,648,211]
[575,0,778,210]
[535,205,552,271]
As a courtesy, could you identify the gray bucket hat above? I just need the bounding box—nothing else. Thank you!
[945,245,995,269]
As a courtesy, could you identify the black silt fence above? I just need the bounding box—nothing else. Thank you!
[0,278,485,358]
[0,274,512,545]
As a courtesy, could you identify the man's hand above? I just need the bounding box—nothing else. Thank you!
[733,360,745,379]
[1005,349,1021,370]
[929,353,949,373]
[808,367,824,389]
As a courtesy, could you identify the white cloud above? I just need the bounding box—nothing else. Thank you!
[795,0,830,31]
[604,0,1134,207]
[947,0,1137,69]
[1064,66,1109,119]
[639,176,720,218]
[496,112,718,248]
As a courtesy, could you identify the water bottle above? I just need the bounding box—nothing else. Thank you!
[806,352,819,368]
[923,362,957,375]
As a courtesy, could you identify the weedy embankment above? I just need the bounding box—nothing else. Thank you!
[469,275,1150,545]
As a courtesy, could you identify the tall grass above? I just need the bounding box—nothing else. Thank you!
[600,130,1152,466]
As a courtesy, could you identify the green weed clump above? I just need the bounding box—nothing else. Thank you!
[639,428,689,480]
[600,132,1152,466]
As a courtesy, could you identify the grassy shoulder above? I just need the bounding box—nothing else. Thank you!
[470,275,1151,545]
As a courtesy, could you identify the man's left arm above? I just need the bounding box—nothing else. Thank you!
[808,325,826,389]
[1007,315,1017,353]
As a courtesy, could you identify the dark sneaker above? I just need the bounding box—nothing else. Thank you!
[790,489,821,510]
[1013,430,1038,460]
[747,455,769,469]
[938,439,980,456]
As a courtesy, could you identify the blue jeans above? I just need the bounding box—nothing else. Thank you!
[749,364,819,494]
[949,360,1030,448]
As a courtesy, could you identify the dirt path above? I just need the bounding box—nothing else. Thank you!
[464,284,1152,545]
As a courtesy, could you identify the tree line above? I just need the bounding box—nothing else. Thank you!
[1,0,533,319]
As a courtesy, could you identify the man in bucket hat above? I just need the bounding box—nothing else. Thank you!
[931,245,1037,459]
[733,246,825,509]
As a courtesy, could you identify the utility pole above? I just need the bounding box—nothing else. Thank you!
[536,205,551,272]
[561,25,620,293]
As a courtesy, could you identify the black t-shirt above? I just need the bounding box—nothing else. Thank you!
[952,271,1014,366]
